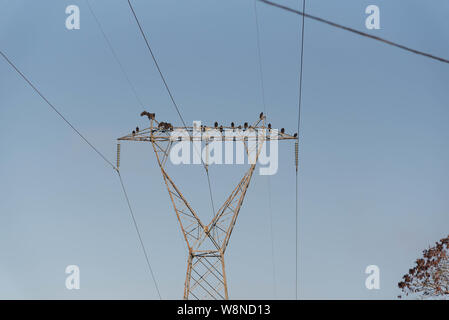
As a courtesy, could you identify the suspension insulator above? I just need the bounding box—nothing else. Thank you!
[205,140,209,169]
[117,143,121,169]
[295,141,299,172]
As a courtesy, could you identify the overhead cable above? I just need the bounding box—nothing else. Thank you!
[259,0,449,65]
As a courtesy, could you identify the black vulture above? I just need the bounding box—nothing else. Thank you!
[294,133,298,138]
[140,111,155,120]
[259,112,264,120]
[231,122,235,128]
[164,122,173,131]
[136,126,139,132]
[281,128,285,134]
[214,122,218,128]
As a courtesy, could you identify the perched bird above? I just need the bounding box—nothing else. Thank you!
[214,122,218,128]
[132,130,136,135]
[219,125,223,133]
[268,123,272,130]
[136,126,139,133]
[244,122,248,129]
[294,133,298,138]
[140,111,155,120]
[281,128,285,134]
[259,112,264,120]
[164,122,173,131]
[231,122,235,128]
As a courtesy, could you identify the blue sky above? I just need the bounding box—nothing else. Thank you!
[1,0,448,299]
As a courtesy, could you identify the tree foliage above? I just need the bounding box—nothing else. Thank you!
[398,235,449,299]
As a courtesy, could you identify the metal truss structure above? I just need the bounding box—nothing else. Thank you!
[118,113,297,299]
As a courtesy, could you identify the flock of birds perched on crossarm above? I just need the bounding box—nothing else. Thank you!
[129,111,297,138]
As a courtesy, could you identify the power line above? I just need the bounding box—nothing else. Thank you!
[253,0,277,299]
[254,0,267,115]
[205,169,216,218]
[0,49,162,299]
[0,50,116,170]
[295,0,306,302]
[261,0,449,300]
[85,0,145,110]
[117,170,162,299]
[126,0,187,128]
[258,0,449,65]
[126,0,216,218]
[84,0,166,295]
[266,176,277,298]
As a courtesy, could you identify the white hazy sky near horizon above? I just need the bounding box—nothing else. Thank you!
[0,0,449,299]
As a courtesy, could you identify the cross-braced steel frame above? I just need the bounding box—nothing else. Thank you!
[118,114,296,299]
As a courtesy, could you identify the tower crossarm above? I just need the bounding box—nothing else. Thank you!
[117,127,297,143]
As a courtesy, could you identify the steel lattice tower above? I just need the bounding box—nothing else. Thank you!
[118,113,297,299]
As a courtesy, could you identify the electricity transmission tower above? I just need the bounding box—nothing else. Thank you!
[117,112,297,300]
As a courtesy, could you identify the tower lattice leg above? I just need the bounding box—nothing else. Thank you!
[184,251,228,300]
